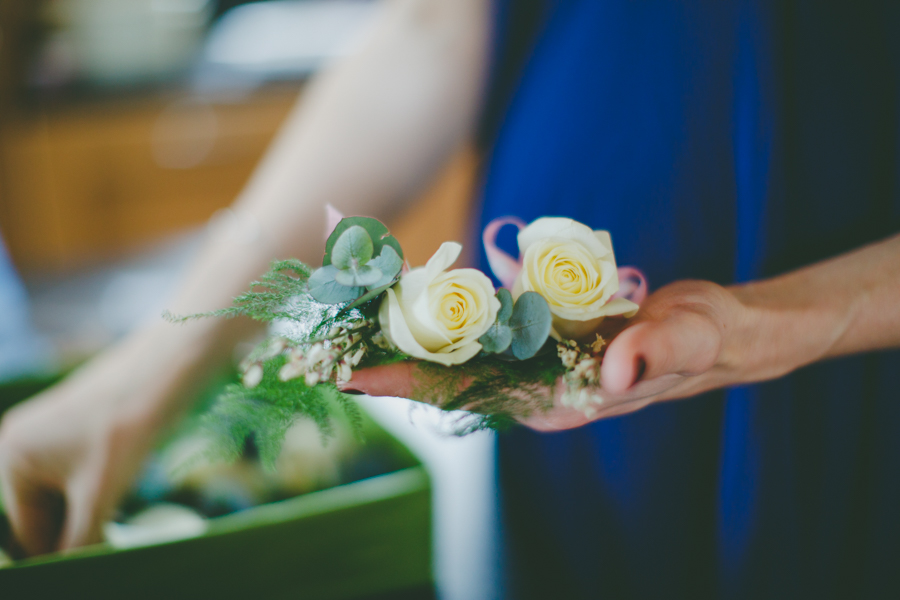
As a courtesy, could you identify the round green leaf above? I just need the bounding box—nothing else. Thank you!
[331,225,374,270]
[509,292,552,360]
[366,245,403,289]
[308,266,362,304]
[341,280,397,313]
[496,288,513,324]
[478,322,513,354]
[334,265,383,287]
[323,217,403,267]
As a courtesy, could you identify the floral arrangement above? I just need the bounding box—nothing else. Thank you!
[167,210,646,466]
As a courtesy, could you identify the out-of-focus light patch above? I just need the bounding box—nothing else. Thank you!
[105,504,208,549]
[49,0,215,86]
[197,0,377,89]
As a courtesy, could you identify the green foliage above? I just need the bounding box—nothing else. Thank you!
[478,289,514,354]
[334,264,383,287]
[308,265,363,303]
[309,220,404,304]
[509,292,552,359]
[331,225,374,269]
[201,357,357,470]
[164,258,388,467]
[413,350,566,434]
[165,250,567,468]
[478,289,551,359]
[366,245,403,289]
[343,280,397,313]
[496,288,513,323]
[323,217,403,267]
[164,259,312,324]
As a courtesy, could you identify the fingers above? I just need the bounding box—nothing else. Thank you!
[601,312,722,395]
[59,475,107,551]
[0,471,65,557]
[339,362,419,399]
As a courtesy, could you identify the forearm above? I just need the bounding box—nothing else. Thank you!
[117,0,491,420]
[727,232,900,383]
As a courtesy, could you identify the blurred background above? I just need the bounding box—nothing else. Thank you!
[0,1,496,598]
[0,0,476,374]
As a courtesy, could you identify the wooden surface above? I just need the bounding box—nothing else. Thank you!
[0,84,479,273]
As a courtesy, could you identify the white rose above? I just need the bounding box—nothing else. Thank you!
[512,217,639,341]
[379,242,501,366]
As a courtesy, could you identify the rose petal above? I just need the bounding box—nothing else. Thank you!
[518,218,610,258]
[425,242,462,280]
[379,288,482,366]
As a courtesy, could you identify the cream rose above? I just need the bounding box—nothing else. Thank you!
[379,242,501,366]
[512,217,638,341]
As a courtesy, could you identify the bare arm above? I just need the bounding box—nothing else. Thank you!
[0,0,490,555]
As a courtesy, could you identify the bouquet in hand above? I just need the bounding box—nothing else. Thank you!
[167,210,646,466]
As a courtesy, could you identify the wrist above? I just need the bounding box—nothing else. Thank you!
[725,277,846,385]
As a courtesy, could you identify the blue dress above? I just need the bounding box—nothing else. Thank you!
[478,2,900,598]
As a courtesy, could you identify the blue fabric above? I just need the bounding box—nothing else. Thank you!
[478,2,900,598]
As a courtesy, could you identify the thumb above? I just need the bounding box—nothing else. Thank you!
[601,313,722,395]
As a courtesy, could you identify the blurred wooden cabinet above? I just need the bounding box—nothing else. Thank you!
[0,85,301,270]
[0,83,478,272]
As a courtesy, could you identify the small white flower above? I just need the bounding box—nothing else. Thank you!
[260,337,288,361]
[304,371,320,387]
[348,346,366,367]
[279,360,305,382]
[337,361,353,384]
[573,357,599,384]
[591,334,607,354]
[242,364,264,388]
[320,363,334,380]
[305,344,326,366]
[371,331,390,349]
[557,343,580,370]
[561,386,604,413]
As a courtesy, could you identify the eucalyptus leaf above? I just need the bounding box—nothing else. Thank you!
[509,291,552,360]
[308,266,362,304]
[366,245,403,289]
[478,322,513,354]
[334,264,383,287]
[330,225,373,270]
[323,217,403,267]
[496,288,513,324]
[341,280,398,313]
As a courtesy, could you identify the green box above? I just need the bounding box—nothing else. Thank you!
[0,378,434,599]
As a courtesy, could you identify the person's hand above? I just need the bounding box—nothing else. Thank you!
[344,280,752,431]
[0,327,207,557]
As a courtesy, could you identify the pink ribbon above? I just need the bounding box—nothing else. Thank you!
[325,204,345,240]
[612,266,648,305]
[482,216,527,289]
[481,216,649,305]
